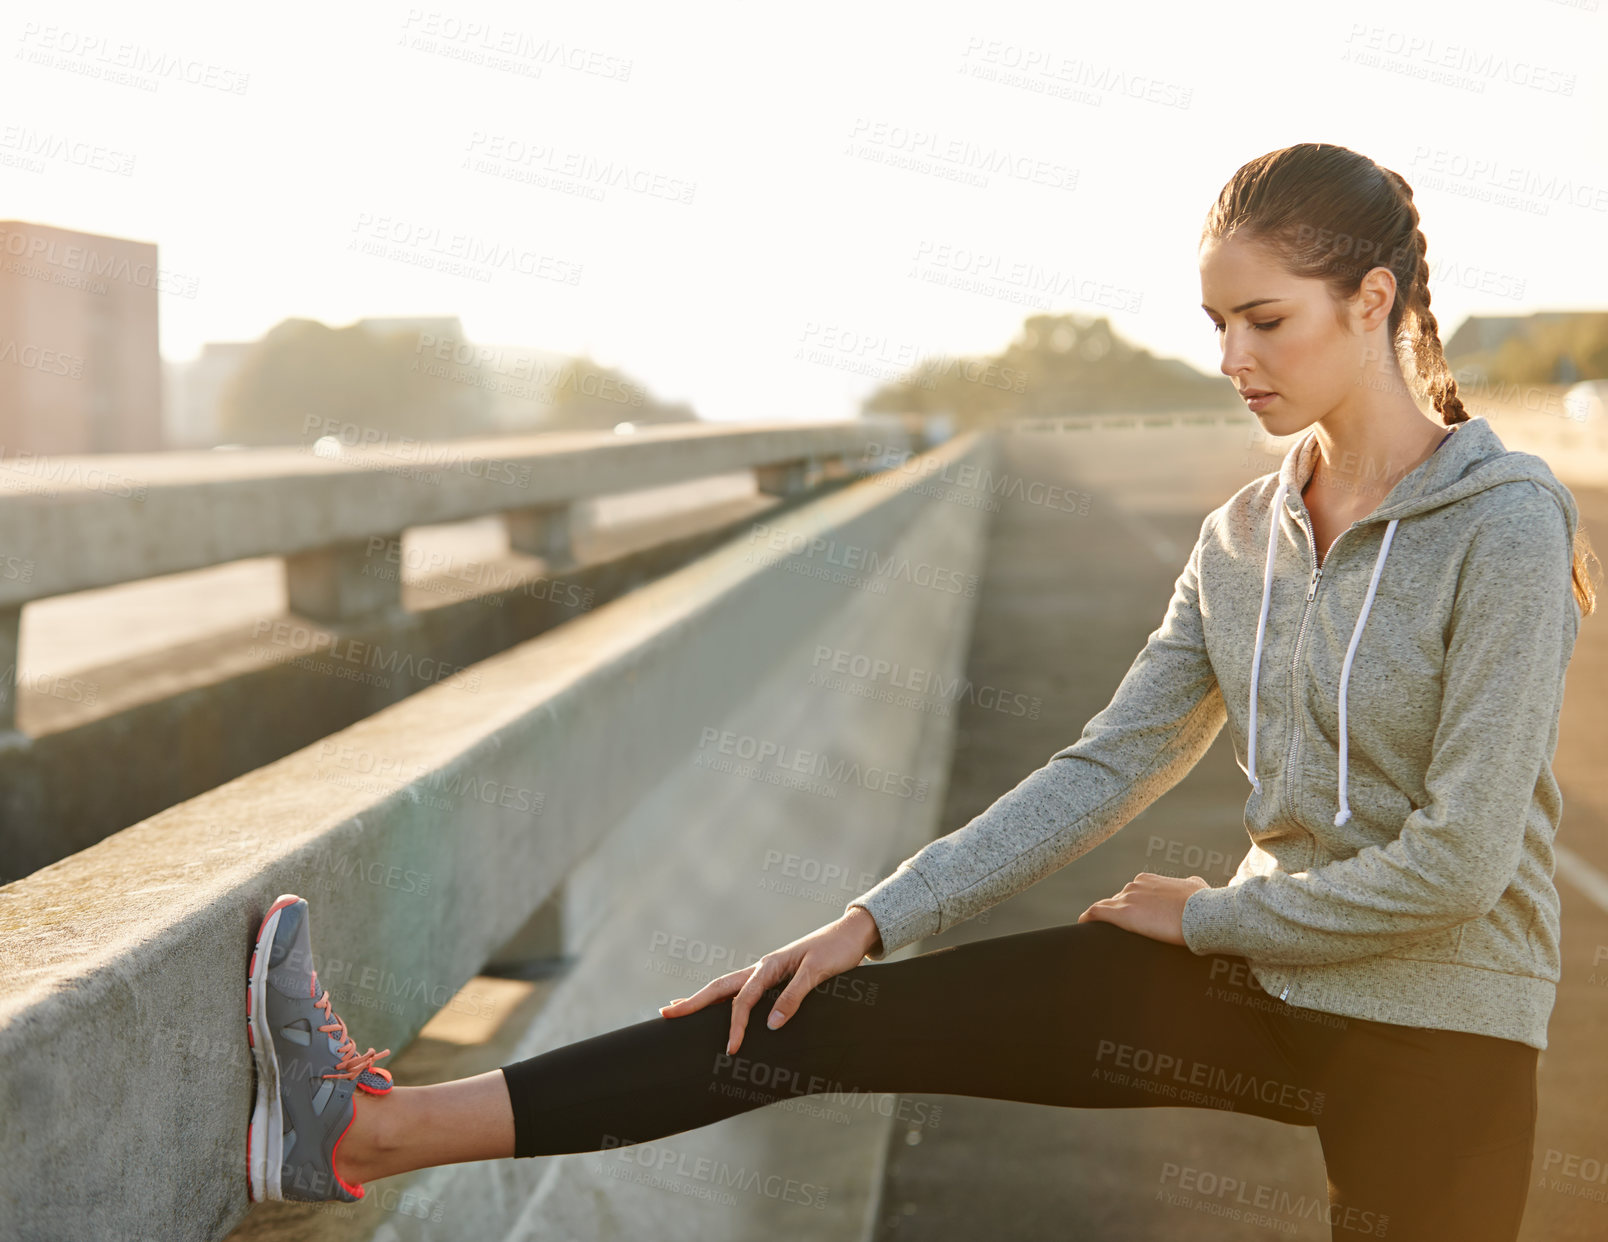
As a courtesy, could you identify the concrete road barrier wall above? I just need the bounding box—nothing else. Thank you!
[0,429,995,1242]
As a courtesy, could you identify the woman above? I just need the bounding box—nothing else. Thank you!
[246,143,1597,1240]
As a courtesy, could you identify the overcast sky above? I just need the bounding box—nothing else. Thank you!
[4,0,1604,422]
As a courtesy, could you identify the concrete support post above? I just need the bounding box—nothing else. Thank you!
[0,604,19,732]
[755,454,833,497]
[505,502,576,570]
[284,536,403,623]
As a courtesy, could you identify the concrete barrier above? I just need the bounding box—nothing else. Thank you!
[0,485,815,879]
[0,429,995,1242]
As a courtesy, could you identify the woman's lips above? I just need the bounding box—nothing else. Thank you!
[1242,391,1277,413]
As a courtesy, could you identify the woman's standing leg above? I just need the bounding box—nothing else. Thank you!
[1307,1017,1539,1242]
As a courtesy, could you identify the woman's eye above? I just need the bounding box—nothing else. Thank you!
[1211,318,1283,334]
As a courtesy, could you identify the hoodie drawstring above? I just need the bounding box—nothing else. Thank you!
[1244,481,1401,827]
[1333,518,1400,826]
[1245,481,1288,795]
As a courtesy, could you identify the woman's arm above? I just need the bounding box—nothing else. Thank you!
[847,508,1228,960]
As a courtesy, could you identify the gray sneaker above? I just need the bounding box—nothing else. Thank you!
[246,894,394,1202]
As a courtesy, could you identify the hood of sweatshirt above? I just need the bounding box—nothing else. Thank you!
[1247,415,1579,828]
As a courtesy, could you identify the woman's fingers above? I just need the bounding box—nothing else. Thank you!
[727,954,789,1055]
[658,968,749,1018]
[761,960,817,1032]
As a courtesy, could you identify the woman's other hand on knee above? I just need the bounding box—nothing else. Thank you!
[1077,872,1209,946]
[656,908,884,1055]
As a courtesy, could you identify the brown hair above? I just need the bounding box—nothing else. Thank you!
[1202,142,1597,617]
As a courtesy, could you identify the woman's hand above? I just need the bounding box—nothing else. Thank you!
[1077,872,1209,945]
[657,906,883,1055]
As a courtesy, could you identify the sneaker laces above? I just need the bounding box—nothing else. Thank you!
[312,984,392,1081]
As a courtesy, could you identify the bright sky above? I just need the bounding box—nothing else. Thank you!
[4,0,1604,423]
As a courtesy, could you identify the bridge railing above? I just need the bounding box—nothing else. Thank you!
[0,416,931,729]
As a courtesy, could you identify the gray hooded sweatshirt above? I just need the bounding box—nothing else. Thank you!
[846,415,1581,1050]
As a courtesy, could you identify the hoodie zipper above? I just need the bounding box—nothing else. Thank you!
[1282,506,1366,849]
[1281,505,1321,837]
[1276,503,1329,1006]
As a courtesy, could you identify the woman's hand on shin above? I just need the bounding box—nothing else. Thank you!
[656,906,883,1055]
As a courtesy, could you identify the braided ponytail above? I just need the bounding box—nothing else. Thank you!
[1381,168,1469,427]
[1203,143,1597,616]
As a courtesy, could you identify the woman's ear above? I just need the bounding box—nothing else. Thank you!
[1351,266,1398,333]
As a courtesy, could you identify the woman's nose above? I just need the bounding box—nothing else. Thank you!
[1218,327,1255,378]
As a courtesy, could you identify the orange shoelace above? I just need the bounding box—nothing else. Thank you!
[313,987,392,1081]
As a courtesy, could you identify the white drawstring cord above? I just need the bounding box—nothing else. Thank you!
[1333,518,1400,826]
[1245,481,1288,794]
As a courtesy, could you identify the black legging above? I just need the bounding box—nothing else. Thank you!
[498,920,1538,1241]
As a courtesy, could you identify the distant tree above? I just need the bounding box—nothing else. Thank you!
[534,352,698,431]
[861,313,1235,429]
[218,318,498,446]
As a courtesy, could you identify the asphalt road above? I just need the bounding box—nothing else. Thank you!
[869,417,1608,1242]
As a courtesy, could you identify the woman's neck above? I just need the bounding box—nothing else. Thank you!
[1306,396,1448,508]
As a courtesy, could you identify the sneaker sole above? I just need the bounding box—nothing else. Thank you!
[247,894,303,1202]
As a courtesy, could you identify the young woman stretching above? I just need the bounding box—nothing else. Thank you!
[246,143,1598,1241]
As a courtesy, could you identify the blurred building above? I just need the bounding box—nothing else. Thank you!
[1445,310,1608,385]
[162,342,256,449]
[0,220,162,455]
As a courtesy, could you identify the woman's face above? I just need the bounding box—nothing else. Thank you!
[1199,232,1391,438]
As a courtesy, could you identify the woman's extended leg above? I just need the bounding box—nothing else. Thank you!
[337,917,1325,1184]
[323,909,1541,1240]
